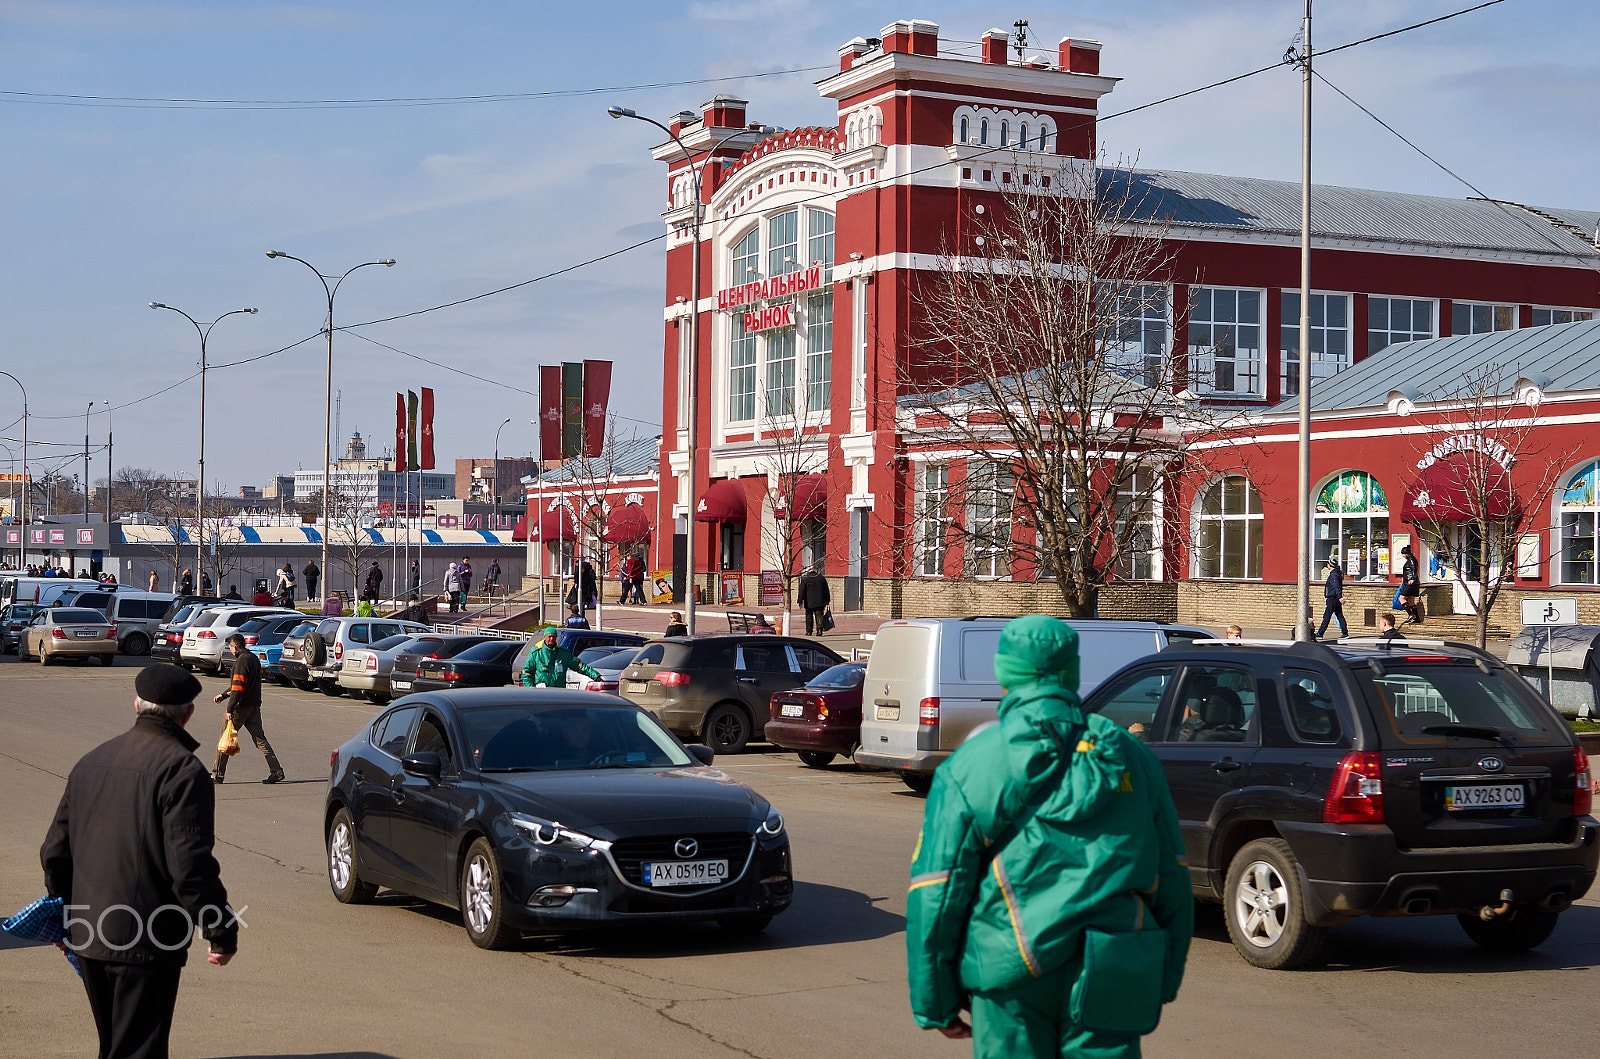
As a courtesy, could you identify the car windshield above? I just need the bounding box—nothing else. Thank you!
[807,663,866,689]
[54,609,107,625]
[1365,662,1556,746]
[464,705,693,772]
[288,622,316,638]
[8,605,43,621]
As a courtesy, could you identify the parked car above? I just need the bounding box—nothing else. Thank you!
[324,690,791,947]
[765,662,867,767]
[854,617,1211,791]
[236,615,315,682]
[18,607,118,666]
[388,636,499,696]
[340,633,449,702]
[1079,636,1599,969]
[180,605,299,673]
[1,603,45,653]
[509,629,649,678]
[573,646,649,694]
[0,577,101,608]
[618,635,846,753]
[412,640,529,693]
[279,616,431,695]
[159,594,221,622]
[150,602,211,665]
[57,590,176,656]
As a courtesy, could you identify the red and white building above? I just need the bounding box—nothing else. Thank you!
[635,18,1600,624]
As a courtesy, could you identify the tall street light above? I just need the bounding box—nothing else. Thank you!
[149,303,258,588]
[103,400,113,526]
[492,417,512,525]
[83,400,99,523]
[0,371,30,567]
[267,251,395,600]
[609,106,764,635]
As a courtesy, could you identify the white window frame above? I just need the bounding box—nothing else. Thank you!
[1367,295,1436,355]
[1531,306,1595,327]
[1187,287,1265,397]
[1313,470,1390,581]
[1558,460,1600,586]
[1099,281,1170,390]
[966,462,1014,579]
[1194,476,1264,580]
[1451,300,1516,336]
[1281,291,1351,398]
[917,463,949,577]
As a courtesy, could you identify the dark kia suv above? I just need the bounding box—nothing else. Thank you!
[1083,636,1598,969]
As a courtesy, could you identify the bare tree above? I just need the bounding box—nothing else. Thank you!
[1403,365,1573,648]
[326,479,381,601]
[752,412,843,629]
[898,157,1217,616]
[553,419,657,619]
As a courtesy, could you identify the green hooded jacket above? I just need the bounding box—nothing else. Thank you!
[906,616,1193,1030]
[518,642,600,689]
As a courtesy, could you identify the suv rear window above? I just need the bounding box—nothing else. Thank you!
[1365,663,1556,746]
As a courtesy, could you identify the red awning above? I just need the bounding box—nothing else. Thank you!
[1401,459,1518,522]
[696,479,747,522]
[602,504,651,544]
[527,507,578,541]
[776,474,828,521]
[511,515,529,542]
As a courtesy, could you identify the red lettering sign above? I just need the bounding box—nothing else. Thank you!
[743,302,795,333]
[716,264,824,312]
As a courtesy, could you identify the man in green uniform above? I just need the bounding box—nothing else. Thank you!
[518,629,601,688]
[907,615,1192,1058]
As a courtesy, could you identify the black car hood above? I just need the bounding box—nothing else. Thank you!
[491,767,764,838]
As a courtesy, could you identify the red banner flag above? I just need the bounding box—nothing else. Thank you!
[420,387,436,469]
[539,365,562,462]
[394,393,408,473]
[581,359,612,458]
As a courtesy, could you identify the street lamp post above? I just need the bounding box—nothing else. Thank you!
[149,303,258,591]
[103,401,113,527]
[83,400,97,523]
[0,371,30,568]
[492,417,512,523]
[267,252,395,601]
[609,107,763,635]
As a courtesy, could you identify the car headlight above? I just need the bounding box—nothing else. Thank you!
[509,812,611,852]
[757,809,784,837]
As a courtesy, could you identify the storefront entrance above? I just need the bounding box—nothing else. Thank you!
[1426,524,1485,615]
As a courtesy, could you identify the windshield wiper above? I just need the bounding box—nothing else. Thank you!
[479,766,539,773]
[1421,723,1504,740]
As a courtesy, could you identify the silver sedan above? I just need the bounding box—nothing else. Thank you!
[19,607,119,666]
[337,632,448,702]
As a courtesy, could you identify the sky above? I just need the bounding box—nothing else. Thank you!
[1,0,1596,496]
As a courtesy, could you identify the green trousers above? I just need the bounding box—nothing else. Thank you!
[969,964,1141,1059]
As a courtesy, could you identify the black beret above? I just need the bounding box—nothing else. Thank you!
[135,664,203,707]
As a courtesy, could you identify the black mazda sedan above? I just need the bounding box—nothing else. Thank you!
[324,688,793,948]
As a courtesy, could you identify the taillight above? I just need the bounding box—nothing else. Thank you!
[334,641,343,660]
[243,635,258,645]
[106,624,118,639]
[330,748,340,772]
[366,655,378,671]
[51,628,65,639]
[918,697,940,726]
[657,670,690,687]
[197,629,216,639]
[441,669,462,681]
[1574,746,1592,817]
[812,695,830,720]
[1323,751,1385,824]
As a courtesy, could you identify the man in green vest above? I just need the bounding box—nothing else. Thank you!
[906,615,1192,1058]
[518,629,601,689]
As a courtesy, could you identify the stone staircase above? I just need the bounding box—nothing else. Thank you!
[1399,613,1506,643]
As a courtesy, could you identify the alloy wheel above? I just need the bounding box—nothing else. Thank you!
[465,855,494,934]
[329,821,353,891]
[1234,858,1288,947]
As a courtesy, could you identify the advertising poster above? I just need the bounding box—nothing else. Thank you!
[720,573,743,605]
[1517,535,1541,578]
[760,570,784,606]
[650,571,674,604]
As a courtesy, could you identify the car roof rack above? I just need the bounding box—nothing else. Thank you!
[1334,635,1499,664]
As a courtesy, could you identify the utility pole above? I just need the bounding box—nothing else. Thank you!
[1295,0,1314,641]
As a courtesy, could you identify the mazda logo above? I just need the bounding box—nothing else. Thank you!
[1478,756,1504,772]
[674,838,698,859]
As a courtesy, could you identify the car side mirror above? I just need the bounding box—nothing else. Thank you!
[687,744,715,766]
[402,751,442,779]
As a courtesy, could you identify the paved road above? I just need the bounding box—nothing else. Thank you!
[2,654,1596,1058]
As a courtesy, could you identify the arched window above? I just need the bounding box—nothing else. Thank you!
[1196,476,1263,579]
[1039,123,1053,151]
[1019,122,1029,150]
[1560,462,1600,583]
[979,118,989,145]
[731,227,759,284]
[767,209,799,276]
[1000,119,1009,147]
[959,116,969,144]
[1314,471,1389,579]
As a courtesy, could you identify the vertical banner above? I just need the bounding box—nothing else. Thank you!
[395,393,408,473]
[581,359,612,458]
[420,386,436,469]
[539,365,563,463]
[407,391,419,471]
[561,362,584,458]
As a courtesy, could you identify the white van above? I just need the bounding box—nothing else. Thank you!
[853,617,1210,791]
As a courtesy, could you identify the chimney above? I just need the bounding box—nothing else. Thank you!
[839,36,871,71]
[981,28,1008,64]
[1058,37,1102,75]
[668,110,697,137]
[881,19,939,57]
[702,94,747,129]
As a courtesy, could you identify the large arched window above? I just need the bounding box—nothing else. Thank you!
[1560,461,1600,583]
[728,227,760,422]
[1196,476,1263,579]
[958,116,969,144]
[1314,471,1389,579]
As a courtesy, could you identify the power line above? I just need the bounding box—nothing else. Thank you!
[0,66,832,111]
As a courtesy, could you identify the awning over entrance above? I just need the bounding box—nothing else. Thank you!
[602,504,651,544]
[776,474,828,521]
[510,515,529,542]
[527,507,578,541]
[1401,460,1517,521]
[696,479,747,523]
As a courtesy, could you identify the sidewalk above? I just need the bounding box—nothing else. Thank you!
[530,599,885,650]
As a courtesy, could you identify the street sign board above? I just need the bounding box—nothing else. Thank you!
[1521,597,1578,627]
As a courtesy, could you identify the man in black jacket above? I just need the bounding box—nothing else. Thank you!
[212,634,283,784]
[362,561,384,605]
[303,559,320,602]
[1315,557,1349,640]
[797,565,831,636]
[40,664,238,1059]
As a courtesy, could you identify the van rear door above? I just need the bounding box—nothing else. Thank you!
[859,624,935,768]
[935,626,1004,752]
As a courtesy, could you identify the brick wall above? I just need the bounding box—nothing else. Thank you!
[857,579,1179,621]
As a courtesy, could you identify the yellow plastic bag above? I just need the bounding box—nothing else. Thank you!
[217,718,240,757]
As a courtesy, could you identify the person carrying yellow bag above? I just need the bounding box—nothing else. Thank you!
[216,718,240,757]
[906,615,1192,1058]
[211,634,284,784]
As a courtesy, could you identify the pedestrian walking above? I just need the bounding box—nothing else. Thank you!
[147,569,160,592]
[178,568,193,595]
[578,559,597,611]
[458,556,474,602]
[443,562,461,613]
[275,563,296,608]
[620,551,646,604]
[212,634,284,784]
[362,561,383,606]
[907,615,1192,1057]
[485,559,501,598]
[518,628,601,688]
[409,559,420,593]
[1397,544,1423,625]
[797,564,831,636]
[563,604,591,629]
[39,664,239,1059]
[664,611,687,638]
[322,591,345,618]
[1315,557,1348,640]
[200,572,213,596]
[303,559,320,601]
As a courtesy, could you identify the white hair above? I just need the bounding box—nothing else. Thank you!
[135,696,192,721]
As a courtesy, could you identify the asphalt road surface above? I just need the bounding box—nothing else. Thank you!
[2,654,1597,1058]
